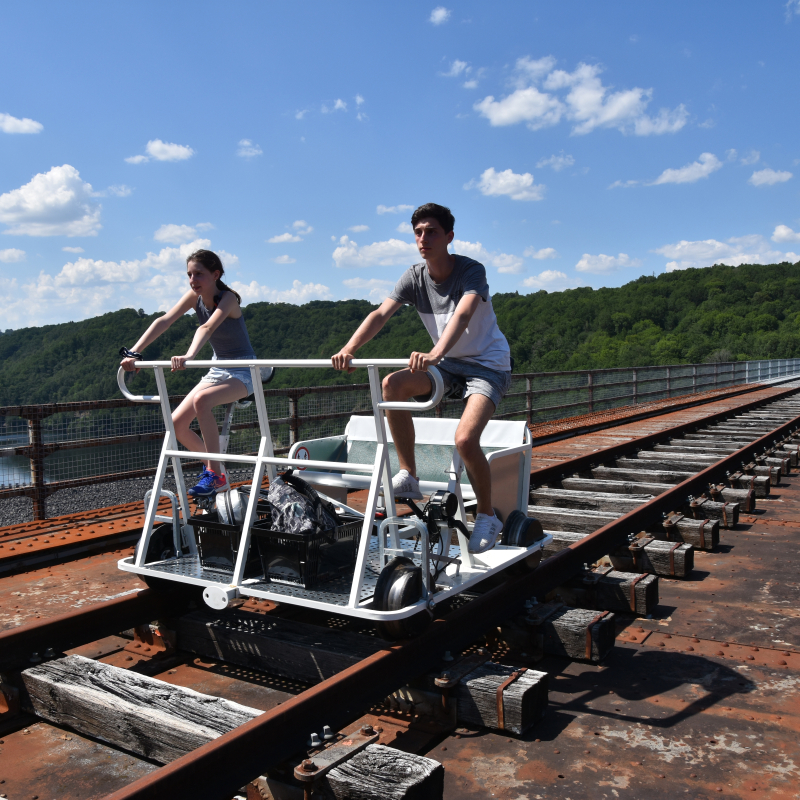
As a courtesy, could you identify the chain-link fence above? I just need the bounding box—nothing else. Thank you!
[2,357,799,520]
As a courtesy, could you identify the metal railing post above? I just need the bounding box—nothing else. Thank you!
[287,390,303,446]
[526,377,532,422]
[714,362,718,388]
[692,365,697,393]
[26,413,46,521]
[666,366,671,398]
[587,373,594,412]
[632,370,638,404]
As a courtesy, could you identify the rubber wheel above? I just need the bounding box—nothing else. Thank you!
[505,515,546,575]
[145,522,177,564]
[374,556,431,641]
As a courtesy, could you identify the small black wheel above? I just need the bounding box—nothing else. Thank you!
[374,556,431,641]
[505,515,546,575]
[144,522,177,564]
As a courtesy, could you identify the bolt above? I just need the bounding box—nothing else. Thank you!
[301,759,317,773]
[29,652,41,663]
[442,650,454,661]
[307,732,321,748]
[44,647,55,659]
[440,672,452,682]
[360,724,375,736]
[322,725,334,740]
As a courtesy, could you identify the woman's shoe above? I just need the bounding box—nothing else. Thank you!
[188,469,229,496]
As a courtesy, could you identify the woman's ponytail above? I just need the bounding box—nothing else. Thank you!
[186,249,242,304]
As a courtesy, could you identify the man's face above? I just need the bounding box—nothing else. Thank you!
[414,217,454,261]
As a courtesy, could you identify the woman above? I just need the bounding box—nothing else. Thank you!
[120,249,261,496]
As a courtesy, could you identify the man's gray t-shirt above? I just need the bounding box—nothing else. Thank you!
[388,255,511,372]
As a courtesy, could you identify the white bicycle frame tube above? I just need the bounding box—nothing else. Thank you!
[119,358,445,604]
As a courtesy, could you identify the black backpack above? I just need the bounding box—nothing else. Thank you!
[267,470,340,535]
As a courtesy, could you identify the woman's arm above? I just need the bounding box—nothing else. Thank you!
[120,290,197,372]
[170,291,240,371]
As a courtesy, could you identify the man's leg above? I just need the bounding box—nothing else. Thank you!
[381,369,434,476]
[454,393,497,516]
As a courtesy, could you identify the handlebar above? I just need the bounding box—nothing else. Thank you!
[117,359,445,409]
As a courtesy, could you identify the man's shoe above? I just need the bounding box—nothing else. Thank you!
[390,469,423,500]
[468,513,503,554]
[188,470,229,497]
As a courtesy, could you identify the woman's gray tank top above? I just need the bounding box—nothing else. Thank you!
[196,293,256,360]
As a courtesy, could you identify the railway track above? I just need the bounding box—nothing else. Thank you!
[1,381,800,798]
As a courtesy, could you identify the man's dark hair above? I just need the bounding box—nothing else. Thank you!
[411,203,455,233]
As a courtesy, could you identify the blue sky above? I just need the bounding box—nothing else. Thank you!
[2,1,800,329]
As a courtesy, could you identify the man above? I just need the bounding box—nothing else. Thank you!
[331,203,513,554]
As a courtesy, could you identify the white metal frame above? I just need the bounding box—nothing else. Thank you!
[116,358,550,622]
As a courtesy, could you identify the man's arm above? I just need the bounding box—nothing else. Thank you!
[331,297,403,373]
[408,292,481,372]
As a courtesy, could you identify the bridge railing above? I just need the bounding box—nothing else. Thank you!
[2,357,799,519]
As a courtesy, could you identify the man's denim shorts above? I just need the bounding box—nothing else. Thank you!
[200,365,271,396]
[415,356,512,410]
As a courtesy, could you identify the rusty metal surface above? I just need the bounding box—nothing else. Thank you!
[0,385,799,798]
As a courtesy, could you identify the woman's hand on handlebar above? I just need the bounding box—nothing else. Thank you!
[331,351,356,374]
[120,357,139,374]
[408,351,442,372]
[171,355,189,371]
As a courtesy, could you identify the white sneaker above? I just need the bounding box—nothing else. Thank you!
[391,469,423,500]
[469,513,503,554]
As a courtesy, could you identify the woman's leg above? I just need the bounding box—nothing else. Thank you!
[172,379,248,473]
[190,379,248,474]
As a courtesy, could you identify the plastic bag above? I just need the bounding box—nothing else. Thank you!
[267,470,339,535]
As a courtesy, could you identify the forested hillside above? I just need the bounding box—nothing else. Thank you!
[1,260,799,405]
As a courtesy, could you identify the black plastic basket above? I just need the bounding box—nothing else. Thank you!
[252,515,363,589]
[188,510,262,578]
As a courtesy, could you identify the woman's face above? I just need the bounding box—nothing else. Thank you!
[187,261,220,294]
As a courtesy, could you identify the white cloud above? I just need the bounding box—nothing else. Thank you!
[524,246,558,259]
[126,139,195,163]
[654,234,800,271]
[292,220,313,235]
[443,60,469,77]
[749,168,792,186]
[772,225,800,243]
[232,279,331,304]
[451,239,524,273]
[154,224,198,244]
[785,0,800,21]
[740,150,760,165]
[196,222,214,231]
[698,119,715,129]
[608,179,640,189]
[237,139,263,158]
[650,152,722,185]
[429,6,451,24]
[0,248,25,262]
[575,252,642,274]
[377,204,414,215]
[342,277,395,302]
[268,232,302,244]
[272,255,297,264]
[106,184,132,197]
[355,95,365,106]
[466,167,545,201]
[396,221,414,234]
[349,224,369,233]
[0,164,102,237]
[522,270,581,291]
[0,113,43,134]
[62,246,84,253]
[726,149,738,162]
[295,109,309,120]
[475,58,687,137]
[492,253,524,274]
[333,235,418,268]
[536,153,575,171]
[463,80,478,89]
[322,99,347,113]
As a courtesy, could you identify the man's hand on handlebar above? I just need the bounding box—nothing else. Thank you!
[120,357,139,374]
[408,351,443,372]
[331,351,357,374]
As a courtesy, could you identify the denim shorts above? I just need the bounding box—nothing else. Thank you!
[416,357,512,410]
[200,365,272,396]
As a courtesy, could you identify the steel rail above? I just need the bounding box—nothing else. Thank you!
[0,589,189,673]
[97,385,800,800]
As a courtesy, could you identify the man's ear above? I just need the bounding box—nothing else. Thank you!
[446,230,454,245]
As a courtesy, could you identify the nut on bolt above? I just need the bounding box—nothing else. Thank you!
[301,759,317,773]
[360,724,375,736]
